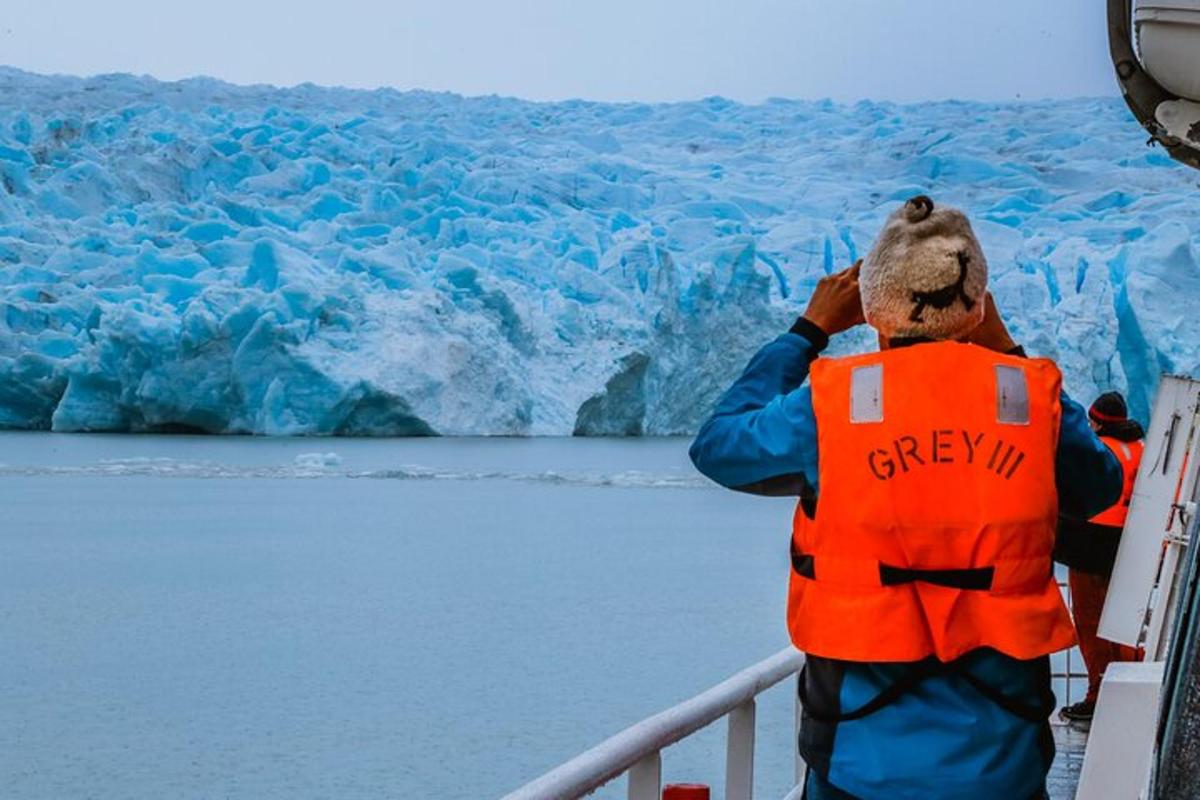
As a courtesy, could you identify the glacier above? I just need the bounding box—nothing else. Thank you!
[0,68,1198,435]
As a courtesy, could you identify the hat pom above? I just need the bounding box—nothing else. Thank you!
[904,195,934,223]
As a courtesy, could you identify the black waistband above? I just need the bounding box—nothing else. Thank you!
[798,659,1057,725]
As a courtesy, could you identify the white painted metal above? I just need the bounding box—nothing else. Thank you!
[501,647,805,800]
[1151,448,1200,659]
[725,700,756,800]
[1100,376,1200,648]
[1136,0,1200,101]
[1076,661,1165,800]
[782,786,805,800]
[1147,542,1184,660]
[627,752,661,800]
[794,677,807,790]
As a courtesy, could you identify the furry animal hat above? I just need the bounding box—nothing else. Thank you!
[860,195,988,340]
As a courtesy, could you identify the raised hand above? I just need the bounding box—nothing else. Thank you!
[802,261,866,336]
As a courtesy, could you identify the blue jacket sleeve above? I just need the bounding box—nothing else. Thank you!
[689,332,820,496]
[1056,392,1123,519]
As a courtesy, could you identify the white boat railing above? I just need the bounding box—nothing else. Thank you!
[501,647,807,800]
[502,577,1090,800]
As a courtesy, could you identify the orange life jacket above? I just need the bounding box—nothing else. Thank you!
[1089,436,1144,527]
[787,341,1077,663]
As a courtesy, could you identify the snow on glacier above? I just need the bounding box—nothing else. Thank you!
[0,67,1198,435]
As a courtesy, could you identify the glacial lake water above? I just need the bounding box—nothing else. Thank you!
[1,433,806,799]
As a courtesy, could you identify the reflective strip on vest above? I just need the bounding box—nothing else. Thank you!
[995,365,1030,425]
[788,341,1076,663]
[850,364,884,423]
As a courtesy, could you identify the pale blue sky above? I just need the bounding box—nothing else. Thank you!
[3,0,1116,102]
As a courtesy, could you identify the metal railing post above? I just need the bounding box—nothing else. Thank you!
[725,699,756,800]
[627,751,661,800]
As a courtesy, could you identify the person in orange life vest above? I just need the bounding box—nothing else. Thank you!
[1053,391,1145,722]
[689,196,1123,800]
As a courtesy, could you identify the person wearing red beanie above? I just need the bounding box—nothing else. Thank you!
[1054,391,1146,721]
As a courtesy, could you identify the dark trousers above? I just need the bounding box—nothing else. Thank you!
[803,771,1049,799]
[1069,568,1139,703]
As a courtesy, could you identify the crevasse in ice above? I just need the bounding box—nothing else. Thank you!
[0,68,1197,434]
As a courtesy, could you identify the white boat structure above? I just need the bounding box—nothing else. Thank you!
[502,5,1200,795]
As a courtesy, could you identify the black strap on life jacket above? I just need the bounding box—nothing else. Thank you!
[797,659,1057,724]
[879,563,995,591]
[790,545,995,591]
[791,549,816,579]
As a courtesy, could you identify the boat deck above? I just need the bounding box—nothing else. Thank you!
[1048,723,1088,799]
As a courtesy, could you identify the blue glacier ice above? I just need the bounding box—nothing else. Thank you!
[0,67,1198,434]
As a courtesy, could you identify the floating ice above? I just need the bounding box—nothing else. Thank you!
[0,456,707,487]
[293,451,342,471]
[0,68,1197,434]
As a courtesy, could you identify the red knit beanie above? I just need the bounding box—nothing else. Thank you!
[1089,391,1128,424]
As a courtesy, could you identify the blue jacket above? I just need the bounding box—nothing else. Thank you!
[690,328,1123,800]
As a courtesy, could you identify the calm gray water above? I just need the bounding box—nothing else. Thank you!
[0,433,801,799]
